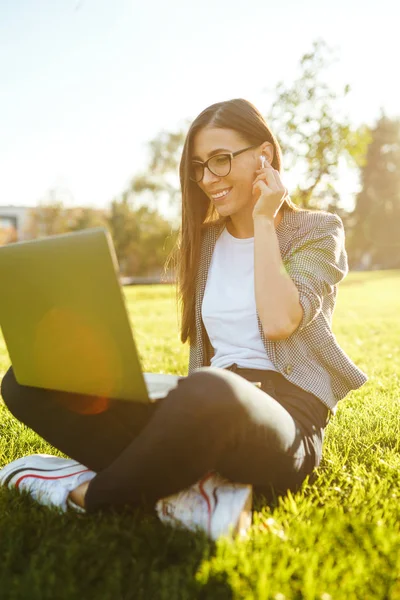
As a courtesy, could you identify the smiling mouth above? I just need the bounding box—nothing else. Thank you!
[210,187,232,201]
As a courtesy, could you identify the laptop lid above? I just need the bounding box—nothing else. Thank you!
[0,228,150,403]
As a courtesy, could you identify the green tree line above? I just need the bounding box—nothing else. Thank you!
[20,196,178,279]
[2,40,399,274]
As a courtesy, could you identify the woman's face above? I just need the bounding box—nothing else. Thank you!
[191,127,271,218]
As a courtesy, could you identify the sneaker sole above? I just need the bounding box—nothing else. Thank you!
[0,454,89,489]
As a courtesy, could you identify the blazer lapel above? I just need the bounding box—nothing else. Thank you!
[195,222,225,365]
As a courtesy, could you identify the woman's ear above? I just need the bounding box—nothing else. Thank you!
[260,142,274,164]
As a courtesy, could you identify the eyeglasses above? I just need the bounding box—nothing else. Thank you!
[189,145,258,183]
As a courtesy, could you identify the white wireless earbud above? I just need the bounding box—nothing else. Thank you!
[260,156,267,168]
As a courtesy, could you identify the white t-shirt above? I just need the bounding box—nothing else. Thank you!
[201,227,277,371]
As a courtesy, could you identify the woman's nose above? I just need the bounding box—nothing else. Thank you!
[202,166,221,186]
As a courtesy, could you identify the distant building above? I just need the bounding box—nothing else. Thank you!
[0,205,32,240]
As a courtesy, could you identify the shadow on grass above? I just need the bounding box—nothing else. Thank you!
[0,491,235,600]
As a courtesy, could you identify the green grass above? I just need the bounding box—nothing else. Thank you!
[0,271,399,600]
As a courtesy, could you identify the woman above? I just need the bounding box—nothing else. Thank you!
[0,99,367,534]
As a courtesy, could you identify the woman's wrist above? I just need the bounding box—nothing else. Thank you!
[253,213,276,230]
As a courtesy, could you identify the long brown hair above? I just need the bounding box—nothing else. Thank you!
[173,98,298,345]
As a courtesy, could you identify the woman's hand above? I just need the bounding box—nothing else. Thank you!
[252,157,287,221]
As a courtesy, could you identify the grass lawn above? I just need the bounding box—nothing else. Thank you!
[0,270,399,599]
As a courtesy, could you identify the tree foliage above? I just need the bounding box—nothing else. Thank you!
[23,199,107,239]
[23,193,177,278]
[106,194,178,276]
[347,114,400,269]
[129,40,369,213]
[13,40,398,273]
[267,39,370,210]
[0,226,17,246]
[130,125,189,217]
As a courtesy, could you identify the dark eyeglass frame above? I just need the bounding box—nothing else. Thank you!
[189,144,258,183]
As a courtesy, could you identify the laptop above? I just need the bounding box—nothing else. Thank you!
[0,228,181,402]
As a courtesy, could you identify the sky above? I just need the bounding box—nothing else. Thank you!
[1,0,399,217]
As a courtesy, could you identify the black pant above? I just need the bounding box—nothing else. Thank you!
[1,365,328,513]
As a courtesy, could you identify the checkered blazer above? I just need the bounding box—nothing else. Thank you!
[188,206,368,413]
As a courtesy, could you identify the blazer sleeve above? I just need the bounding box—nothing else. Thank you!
[284,213,348,332]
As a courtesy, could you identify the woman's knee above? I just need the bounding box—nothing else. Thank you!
[175,368,248,421]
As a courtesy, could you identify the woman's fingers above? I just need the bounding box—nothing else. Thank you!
[269,167,286,190]
[255,167,284,192]
[273,169,289,196]
[252,179,268,191]
[253,171,279,191]
[252,179,268,200]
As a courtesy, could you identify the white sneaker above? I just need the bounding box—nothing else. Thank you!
[156,472,252,540]
[0,454,96,512]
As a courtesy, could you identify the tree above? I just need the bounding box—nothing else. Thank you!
[128,40,369,213]
[106,193,178,277]
[23,194,177,278]
[129,125,189,222]
[267,39,370,211]
[68,207,106,232]
[0,226,17,246]
[121,206,178,277]
[347,114,400,269]
[106,192,139,271]
[24,201,68,238]
[23,200,106,240]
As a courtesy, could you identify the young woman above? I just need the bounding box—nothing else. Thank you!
[0,99,367,532]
